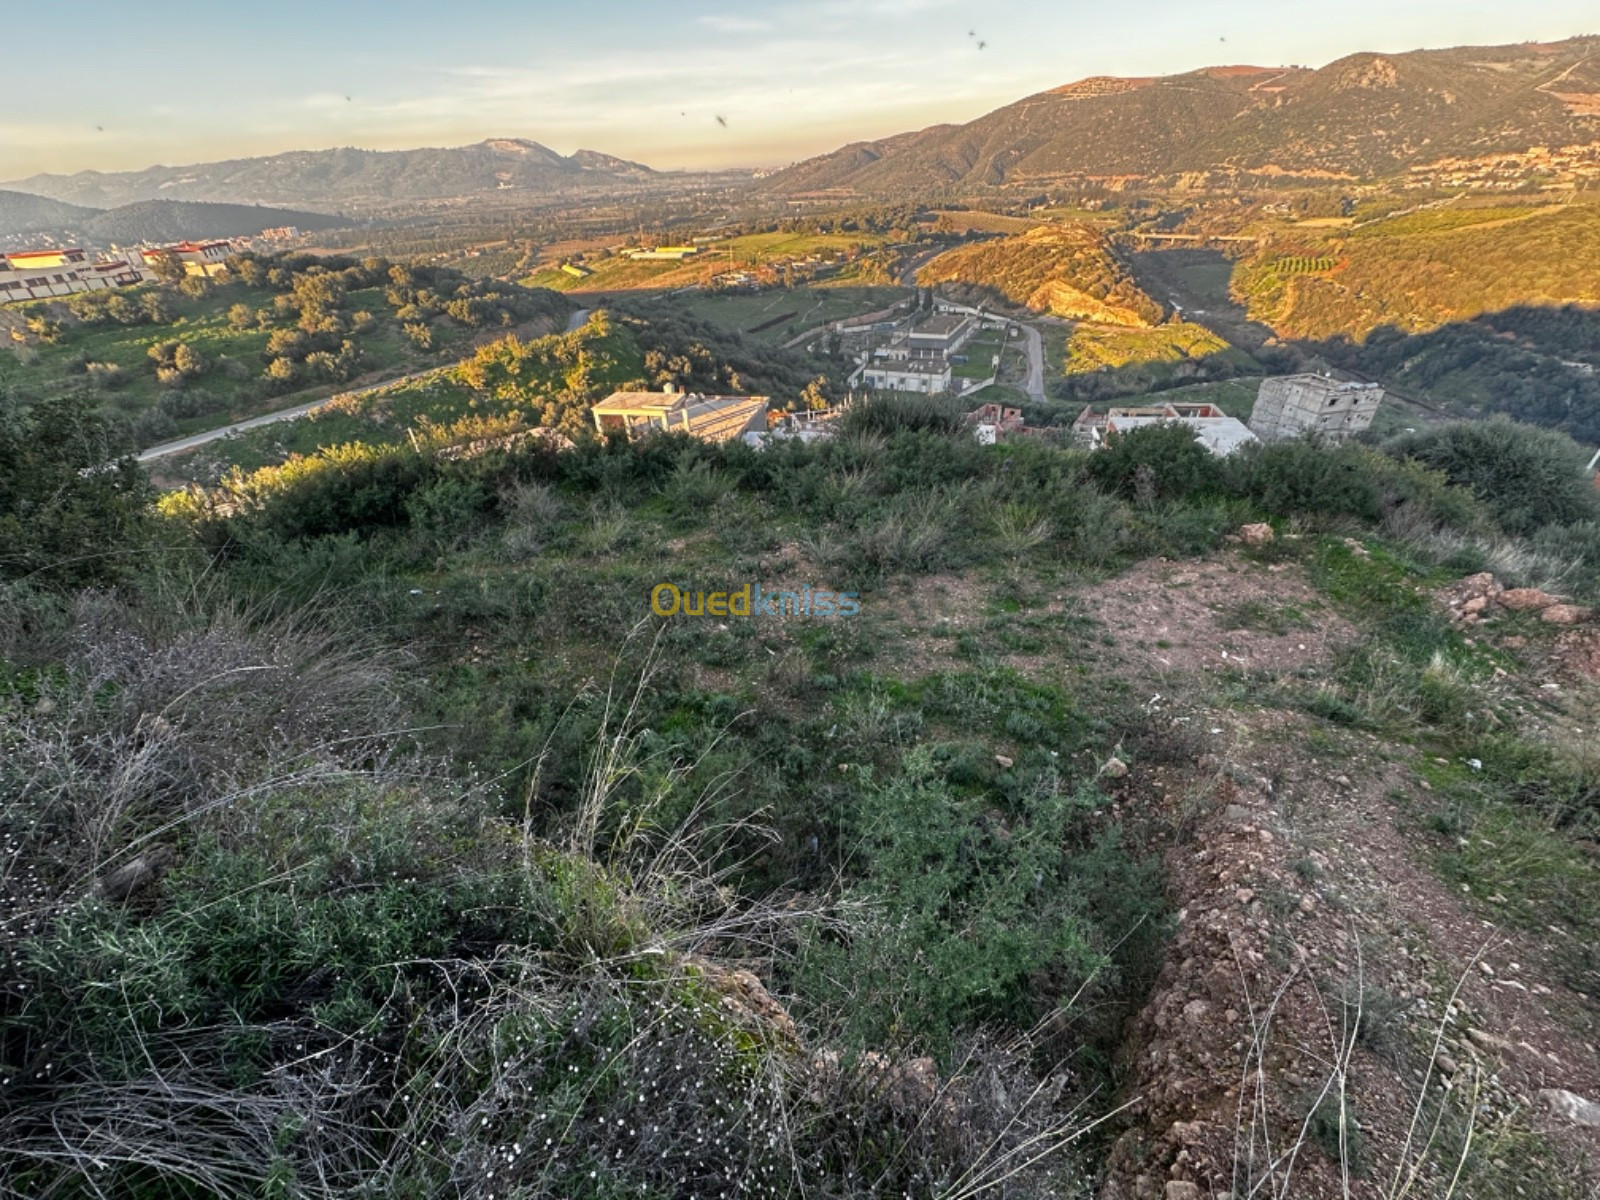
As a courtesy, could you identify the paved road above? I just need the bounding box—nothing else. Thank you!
[137,308,594,465]
[135,370,439,463]
[1018,322,1046,403]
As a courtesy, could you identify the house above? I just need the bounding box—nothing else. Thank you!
[140,240,232,277]
[965,402,1025,445]
[0,247,149,304]
[590,385,768,443]
[1249,375,1383,443]
[1075,401,1259,457]
[862,358,952,394]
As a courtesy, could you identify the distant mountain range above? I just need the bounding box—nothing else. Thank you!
[767,36,1600,193]
[2,139,657,212]
[0,192,348,245]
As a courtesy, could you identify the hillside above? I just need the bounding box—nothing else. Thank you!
[0,189,101,239]
[1233,201,1600,339]
[3,138,657,211]
[917,224,1164,324]
[766,36,1600,193]
[82,200,350,244]
[9,388,1600,1197]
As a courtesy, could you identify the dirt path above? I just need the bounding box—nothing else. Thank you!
[1073,553,1600,1199]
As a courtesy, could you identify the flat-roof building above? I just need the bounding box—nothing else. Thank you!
[591,386,769,443]
[1075,401,1259,457]
[1250,375,1383,443]
[863,358,952,394]
[0,247,148,304]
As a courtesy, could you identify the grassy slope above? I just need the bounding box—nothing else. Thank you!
[917,224,1165,325]
[1233,200,1600,339]
[525,231,893,294]
[3,283,469,441]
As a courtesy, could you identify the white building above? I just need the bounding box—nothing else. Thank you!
[863,358,952,394]
[0,248,147,304]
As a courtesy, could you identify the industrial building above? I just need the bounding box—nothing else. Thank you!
[1249,374,1383,442]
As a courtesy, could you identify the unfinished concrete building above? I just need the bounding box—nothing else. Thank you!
[1250,375,1383,443]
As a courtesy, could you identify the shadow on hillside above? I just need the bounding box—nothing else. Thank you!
[1304,304,1600,443]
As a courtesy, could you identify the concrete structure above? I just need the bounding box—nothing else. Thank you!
[907,313,975,355]
[0,248,147,304]
[141,240,232,278]
[862,358,952,394]
[590,386,768,443]
[1250,374,1383,443]
[1075,401,1259,457]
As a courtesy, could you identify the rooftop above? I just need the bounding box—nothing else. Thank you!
[909,314,970,339]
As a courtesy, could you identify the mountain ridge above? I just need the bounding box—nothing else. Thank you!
[3,138,658,211]
[765,36,1600,194]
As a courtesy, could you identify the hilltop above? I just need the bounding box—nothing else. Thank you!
[0,189,100,239]
[766,36,1600,193]
[3,138,657,211]
[0,192,349,245]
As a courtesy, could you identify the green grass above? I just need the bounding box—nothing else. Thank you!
[526,231,895,294]
[4,281,474,449]
[671,285,904,344]
[1063,321,1233,375]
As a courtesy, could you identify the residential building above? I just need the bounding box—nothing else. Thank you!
[1074,401,1259,457]
[862,358,952,394]
[1250,374,1383,443]
[0,248,148,304]
[140,240,232,277]
[590,385,768,443]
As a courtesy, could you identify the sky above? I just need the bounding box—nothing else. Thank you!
[3,0,1597,180]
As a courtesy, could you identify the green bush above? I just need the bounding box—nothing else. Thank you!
[1087,421,1223,505]
[1385,417,1600,535]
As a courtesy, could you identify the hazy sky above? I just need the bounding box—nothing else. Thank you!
[4,0,1596,179]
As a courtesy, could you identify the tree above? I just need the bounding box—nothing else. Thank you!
[227,303,256,331]
[402,322,435,351]
[146,251,186,285]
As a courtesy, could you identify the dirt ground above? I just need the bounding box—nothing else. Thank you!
[1074,553,1600,1199]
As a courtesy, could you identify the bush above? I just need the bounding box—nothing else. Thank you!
[1086,421,1223,504]
[1385,417,1600,535]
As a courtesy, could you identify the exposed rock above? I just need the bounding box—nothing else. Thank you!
[1497,587,1561,612]
[1462,595,1489,615]
[1538,1088,1600,1127]
[994,754,1014,769]
[1164,1183,1202,1200]
[686,958,799,1045]
[1101,756,1129,779]
[1238,523,1274,546]
[1434,1051,1459,1076]
[1540,604,1594,626]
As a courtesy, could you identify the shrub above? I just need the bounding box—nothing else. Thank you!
[1385,417,1600,535]
[1086,421,1222,504]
